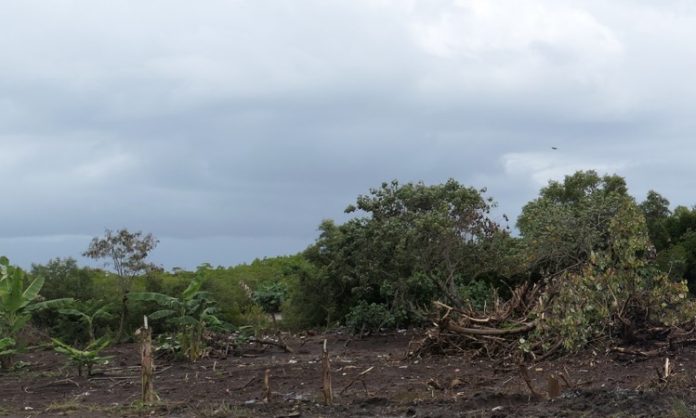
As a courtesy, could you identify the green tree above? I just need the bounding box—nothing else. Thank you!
[83,229,159,341]
[639,190,671,251]
[30,258,99,341]
[30,258,95,301]
[297,179,515,327]
[252,282,287,324]
[650,205,696,291]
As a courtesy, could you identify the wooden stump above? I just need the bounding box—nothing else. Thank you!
[322,339,333,405]
[140,316,157,404]
[263,369,272,403]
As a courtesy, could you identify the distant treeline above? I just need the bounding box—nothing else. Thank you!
[24,170,696,342]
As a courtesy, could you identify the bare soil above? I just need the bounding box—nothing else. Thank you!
[2,331,695,417]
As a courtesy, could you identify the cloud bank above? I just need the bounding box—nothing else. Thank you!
[2,1,696,268]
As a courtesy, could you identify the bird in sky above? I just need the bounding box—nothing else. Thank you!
[551,147,558,150]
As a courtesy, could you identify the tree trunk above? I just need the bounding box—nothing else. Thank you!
[322,339,333,405]
[141,316,156,404]
[117,292,129,342]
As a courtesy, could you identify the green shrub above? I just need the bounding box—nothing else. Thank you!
[459,280,495,311]
[345,302,395,334]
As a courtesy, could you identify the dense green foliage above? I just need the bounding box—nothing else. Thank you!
[0,257,71,369]
[291,179,519,329]
[58,300,114,343]
[518,171,693,350]
[4,170,696,359]
[518,171,631,274]
[639,192,696,292]
[252,282,287,323]
[131,274,224,361]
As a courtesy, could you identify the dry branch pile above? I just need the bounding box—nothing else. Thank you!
[410,273,696,361]
[411,282,545,360]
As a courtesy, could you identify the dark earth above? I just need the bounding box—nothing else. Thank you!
[2,331,696,417]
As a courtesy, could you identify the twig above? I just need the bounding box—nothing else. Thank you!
[518,365,541,398]
[610,346,662,357]
[249,337,294,354]
[232,376,258,391]
[533,340,563,363]
[559,367,575,390]
[339,366,375,395]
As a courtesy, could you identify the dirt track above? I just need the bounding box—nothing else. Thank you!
[1,331,695,417]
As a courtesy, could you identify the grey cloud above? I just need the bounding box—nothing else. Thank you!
[3,1,696,268]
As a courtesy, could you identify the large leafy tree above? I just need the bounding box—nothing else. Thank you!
[640,190,672,251]
[643,201,696,291]
[30,258,95,301]
[299,179,515,327]
[83,229,159,341]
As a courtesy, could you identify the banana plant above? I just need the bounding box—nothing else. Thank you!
[52,336,111,377]
[130,274,223,361]
[58,300,114,343]
[0,256,72,369]
[0,337,15,358]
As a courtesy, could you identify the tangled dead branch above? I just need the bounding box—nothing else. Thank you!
[410,283,547,359]
[409,275,696,361]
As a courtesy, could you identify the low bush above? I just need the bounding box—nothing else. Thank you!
[345,301,396,334]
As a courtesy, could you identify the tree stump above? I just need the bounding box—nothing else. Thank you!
[140,316,157,404]
[322,339,333,405]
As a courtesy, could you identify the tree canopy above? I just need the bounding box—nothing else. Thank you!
[298,179,516,328]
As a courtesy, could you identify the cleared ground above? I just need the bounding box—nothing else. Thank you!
[1,331,695,417]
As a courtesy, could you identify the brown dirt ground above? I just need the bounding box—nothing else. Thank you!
[2,331,696,417]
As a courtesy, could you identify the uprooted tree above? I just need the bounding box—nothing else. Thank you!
[413,171,696,359]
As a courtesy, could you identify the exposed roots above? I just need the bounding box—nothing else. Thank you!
[409,280,696,362]
[410,283,544,360]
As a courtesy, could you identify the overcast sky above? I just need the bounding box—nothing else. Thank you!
[2,0,696,270]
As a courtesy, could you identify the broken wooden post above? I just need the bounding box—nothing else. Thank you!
[322,339,333,405]
[263,369,272,403]
[547,374,561,399]
[140,315,156,404]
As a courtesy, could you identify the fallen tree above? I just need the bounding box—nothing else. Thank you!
[410,172,696,360]
[410,262,696,361]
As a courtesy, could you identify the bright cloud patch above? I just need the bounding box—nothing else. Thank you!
[501,151,632,186]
